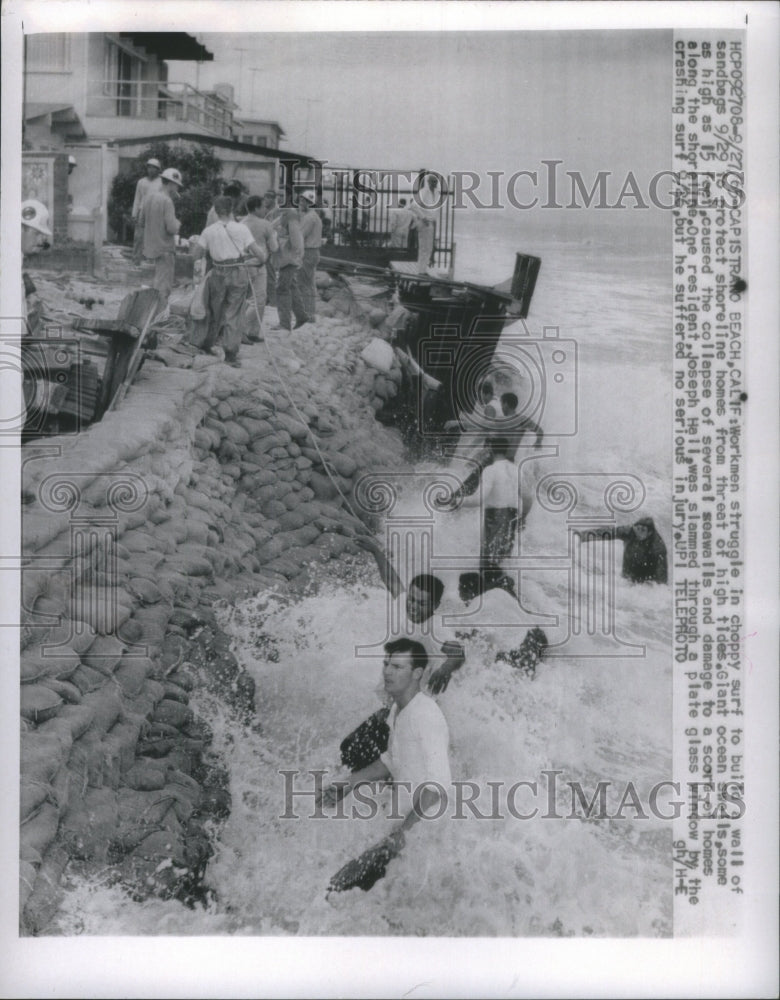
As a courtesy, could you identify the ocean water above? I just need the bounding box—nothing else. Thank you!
[50,214,674,937]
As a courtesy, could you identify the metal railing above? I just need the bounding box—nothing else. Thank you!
[91,80,233,137]
[317,168,456,271]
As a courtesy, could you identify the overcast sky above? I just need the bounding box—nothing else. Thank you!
[175,30,670,181]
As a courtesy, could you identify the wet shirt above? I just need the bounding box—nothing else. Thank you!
[615,524,668,584]
[197,220,256,262]
[460,458,517,511]
[140,190,180,258]
[380,692,452,798]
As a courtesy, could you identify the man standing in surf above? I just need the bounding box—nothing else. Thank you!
[318,637,452,894]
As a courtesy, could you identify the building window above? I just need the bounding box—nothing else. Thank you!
[104,39,144,117]
[26,33,71,71]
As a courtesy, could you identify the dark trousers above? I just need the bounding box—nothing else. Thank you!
[203,267,249,361]
[340,707,390,772]
[482,506,519,568]
[276,264,306,330]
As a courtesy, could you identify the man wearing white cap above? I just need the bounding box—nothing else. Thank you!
[131,158,163,264]
[138,167,183,305]
[21,199,51,257]
[294,189,322,326]
[21,200,52,338]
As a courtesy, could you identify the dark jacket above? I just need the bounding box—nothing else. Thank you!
[615,517,668,584]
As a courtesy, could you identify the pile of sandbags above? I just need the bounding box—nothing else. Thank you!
[18,293,409,933]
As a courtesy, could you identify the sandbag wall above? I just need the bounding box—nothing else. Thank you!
[18,343,403,934]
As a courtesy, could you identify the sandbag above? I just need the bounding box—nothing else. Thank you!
[20,861,38,917]
[59,787,118,862]
[21,732,70,786]
[216,400,234,421]
[127,577,164,606]
[124,763,167,791]
[129,829,187,867]
[287,524,322,548]
[20,801,59,862]
[49,703,96,742]
[152,699,194,731]
[102,720,142,778]
[275,413,309,441]
[43,619,97,656]
[118,618,145,646]
[309,471,341,501]
[161,681,189,705]
[360,337,395,373]
[21,778,51,823]
[331,452,357,478]
[113,657,152,698]
[70,663,109,694]
[166,668,196,692]
[20,646,81,684]
[166,556,213,578]
[20,843,69,936]
[223,420,250,447]
[84,686,123,737]
[71,588,132,635]
[21,685,63,723]
[81,633,126,674]
[117,788,176,830]
[40,677,82,705]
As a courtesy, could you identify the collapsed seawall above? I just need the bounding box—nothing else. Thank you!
[19,278,407,934]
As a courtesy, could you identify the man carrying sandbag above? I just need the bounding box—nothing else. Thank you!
[190,195,268,368]
[317,637,452,894]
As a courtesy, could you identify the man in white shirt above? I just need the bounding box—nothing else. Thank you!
[455,435,521,569]
[131,158,162,264]
[388,198,414,249]
[205,181,243,228]
[319,637,451,893]
[242,194,279,340]
[190,196,267,367]
[408,173,441,273]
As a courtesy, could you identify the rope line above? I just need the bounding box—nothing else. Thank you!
[242,268,365,526]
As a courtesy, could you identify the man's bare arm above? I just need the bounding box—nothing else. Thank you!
[353,534,404,598]
[427,640,466,695]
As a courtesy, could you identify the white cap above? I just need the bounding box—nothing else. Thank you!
[147,158,162,170]
[299,190,316,204]
[161,167,183,187]
[68,155,77,167]
[21,199,52,236]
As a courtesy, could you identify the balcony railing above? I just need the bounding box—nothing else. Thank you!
[90,80,234,138]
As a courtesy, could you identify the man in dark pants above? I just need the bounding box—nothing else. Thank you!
[271,209,305,331]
